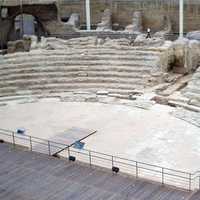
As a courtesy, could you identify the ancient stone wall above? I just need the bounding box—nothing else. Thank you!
[1,0,200,48]
[0,1,77,48]
[58,0,200,32]
[0,3,58,47]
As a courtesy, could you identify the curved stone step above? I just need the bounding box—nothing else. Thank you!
[0,88,136,98]
[183,91,200,100]
[45,38,169,51]
[0,76,154,87]
[0,64,153,74]
[0,59,157,69]
[0,71,151,81]
[0,83,146,96]
[3,49,162,60]
[0,39,167,100]
[0,86,18,95]
[0,66,153,76]
[52,45,169,52]
[182,84,200,93]
[3,54,158,65]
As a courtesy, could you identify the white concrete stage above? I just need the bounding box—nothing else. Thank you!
[0,100,200,172]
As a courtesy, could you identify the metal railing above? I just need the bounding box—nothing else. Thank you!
[0,128,199,191]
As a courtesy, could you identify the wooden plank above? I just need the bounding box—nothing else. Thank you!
[0,143,192,200]
[189,190,200,200]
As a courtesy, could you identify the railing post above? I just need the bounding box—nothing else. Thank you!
[136,161,138,178]
[29,136,32,151]
[67,147,70,158]
[189,173,192,191]
[199,176,200,190]
[12,132,15,147]
[111,156,114,168]
[162,168,164,185]
[89,151,92,167]
[48,141,51,156]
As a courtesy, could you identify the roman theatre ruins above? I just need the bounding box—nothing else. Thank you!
[1,0,200,193]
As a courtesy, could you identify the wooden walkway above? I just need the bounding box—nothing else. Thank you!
[189,190,200,200]
[0,143,196,200]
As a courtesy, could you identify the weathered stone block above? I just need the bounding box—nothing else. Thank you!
[7,36,31,53]
[172,38,200,74]
[186,31,200,41]
[66,13,80,29]
[125,11,143,34]
[96,9,112,31]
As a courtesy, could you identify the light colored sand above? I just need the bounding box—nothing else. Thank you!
[0,101,200,172]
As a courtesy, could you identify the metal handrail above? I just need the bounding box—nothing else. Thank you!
[0,128,199,191]
[0,128,67,147]
[72,148,192,178]
[97,151,191,175]
[80,149,189,175]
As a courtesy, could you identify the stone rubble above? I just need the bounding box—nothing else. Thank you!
[133,34,165,47]
[181,66,200,106]
[171,38,200,74]
[154,15,172,37]
[125,11,143,34]
[186,31,200,41]
[65,13,80,29]
[171,108,200,128]
[96,9,112,31]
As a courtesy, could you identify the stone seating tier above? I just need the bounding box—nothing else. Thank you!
[0,39,170,101]
[182,66,200,101]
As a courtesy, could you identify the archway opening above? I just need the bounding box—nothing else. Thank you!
[15,14,35,38]
[9,14,46,41]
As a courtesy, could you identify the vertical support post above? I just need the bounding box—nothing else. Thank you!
[0,5,2,51]
[12,132,15,147]
[111,156,114,168]
[136,161,138,178]
[0,2,3,50]
[48,141,51,156]
[162,168,164,185]
[85,0,91,30]
[30,136,32,151]
[67,147,70,158]
[189,173,192,191]
[20,0,24,38]
[89,151,92,167]
[0,32,1,51]
[199,176,200,190]
[179,0,184,38]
